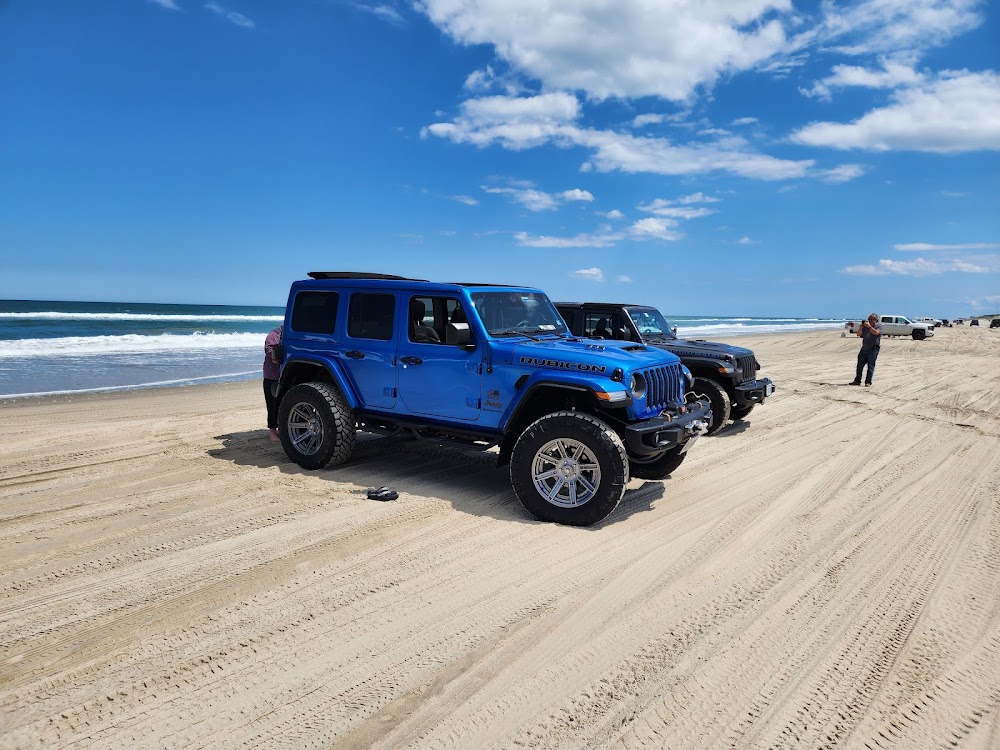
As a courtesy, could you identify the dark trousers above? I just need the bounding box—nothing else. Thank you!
[264,378,279,429]
[855,347,879,384]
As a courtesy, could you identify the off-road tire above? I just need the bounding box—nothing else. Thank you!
[730,403,755,420]
[912,329,926,340]
[510,411,628,527]
[628,446,687,480]
[692,377,731,434]
[278,381,356,470]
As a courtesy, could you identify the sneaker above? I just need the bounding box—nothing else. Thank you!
[864,383,872,387]
[849,381,861,386]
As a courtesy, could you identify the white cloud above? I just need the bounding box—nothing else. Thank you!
[632,114,665,128]
[678,192,721,204]
[939,191,968,198]
[600,209,625,220]
[448,195,480,206]
[515,231,623,248]
[617,275,634,283]
[572,267,606,281]
[148,0,181,9]
[791,70,1000,154]
[205,2,254,28]
[559,189,595,203]
[638,194,719,219]
[736,236,760,245]
[416,0,793,102]
[817,163,865,183]
[842,257,992,275]
[629,218,683,242]
[817,0,984,57]
[483,183,593,211]
[801,60,923,100]
[731,117,759,126]
[968,294,1000,309]
[894,242,1000,251]
[354,3,406,25]
[425,95,814,180]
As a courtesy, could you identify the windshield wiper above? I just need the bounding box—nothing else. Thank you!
[491,329,542,340]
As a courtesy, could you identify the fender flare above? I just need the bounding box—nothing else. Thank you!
[278,356,360,410]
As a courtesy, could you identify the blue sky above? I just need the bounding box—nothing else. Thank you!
[1,0,997,317]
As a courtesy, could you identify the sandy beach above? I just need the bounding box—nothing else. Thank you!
[2,326,999,749]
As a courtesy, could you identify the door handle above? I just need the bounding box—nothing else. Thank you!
[345,350,365,359]
[400,356,423,365]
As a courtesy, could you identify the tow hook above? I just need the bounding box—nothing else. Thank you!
[686,419,710,436]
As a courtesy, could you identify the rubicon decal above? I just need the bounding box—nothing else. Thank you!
[520,356,607,373]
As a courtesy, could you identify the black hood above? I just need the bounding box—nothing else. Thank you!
[645,337,754,360]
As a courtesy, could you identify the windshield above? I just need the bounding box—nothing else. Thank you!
[628,308,676,339]
[470,291,568,336]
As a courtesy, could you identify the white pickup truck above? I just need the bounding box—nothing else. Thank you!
[845,315,934,340]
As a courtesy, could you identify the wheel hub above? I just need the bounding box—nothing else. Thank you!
[287,401,325,456]
[531,437,601,509]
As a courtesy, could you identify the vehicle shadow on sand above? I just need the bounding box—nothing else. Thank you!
[208,430,666,527]
[712,420,751,437]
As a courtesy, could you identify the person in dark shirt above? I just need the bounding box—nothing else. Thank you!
[850,313,881,386]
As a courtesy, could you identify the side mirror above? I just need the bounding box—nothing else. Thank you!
[616,327,631,341]
[671,326,678,336]
[446,322,472,347]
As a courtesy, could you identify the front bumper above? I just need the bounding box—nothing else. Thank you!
[733,377,775,407]
[622,397,712,457]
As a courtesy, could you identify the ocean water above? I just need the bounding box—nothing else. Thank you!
[0,300,844,398]
[0,300,283,398]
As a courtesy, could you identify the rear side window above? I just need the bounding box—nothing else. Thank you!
[291,291,339,334]
[348,293,395,341]
[583,311,626,339]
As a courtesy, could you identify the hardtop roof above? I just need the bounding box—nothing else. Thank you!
[554,301,655,310]
[299,273,534,292]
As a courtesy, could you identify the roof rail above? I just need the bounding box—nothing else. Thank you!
[307,272,426,281]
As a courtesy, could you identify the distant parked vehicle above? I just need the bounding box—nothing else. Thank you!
[990,319,999,329]
[955,319,965,325]
[915,317,942,327]
[846,315,933,340]
[970,319,980,326]
[940,319,952,327]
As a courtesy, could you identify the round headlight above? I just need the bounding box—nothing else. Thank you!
[629,372,646,398]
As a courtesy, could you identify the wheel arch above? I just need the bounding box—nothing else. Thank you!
[496,382,608,467]
[279,357,359,409]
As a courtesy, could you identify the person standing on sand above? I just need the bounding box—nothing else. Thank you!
[851,313,881,387]
[263,324,283,443]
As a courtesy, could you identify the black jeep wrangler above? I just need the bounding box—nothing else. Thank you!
[556,302,775,434]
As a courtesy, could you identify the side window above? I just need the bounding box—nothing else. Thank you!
[408,295,462,344]
[348,293,395,341]
[291,291,339,334]
[583,312,625,339]
[881,317,892,324]
[584,312,610,338]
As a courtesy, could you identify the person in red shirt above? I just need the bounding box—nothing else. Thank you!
[263,325,283,443]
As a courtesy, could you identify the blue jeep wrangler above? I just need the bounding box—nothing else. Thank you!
[273,273,711,526]
[556,302,775,434]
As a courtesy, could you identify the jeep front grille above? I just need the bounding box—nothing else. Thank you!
[639,363,684,416]
[738,355,756,384]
